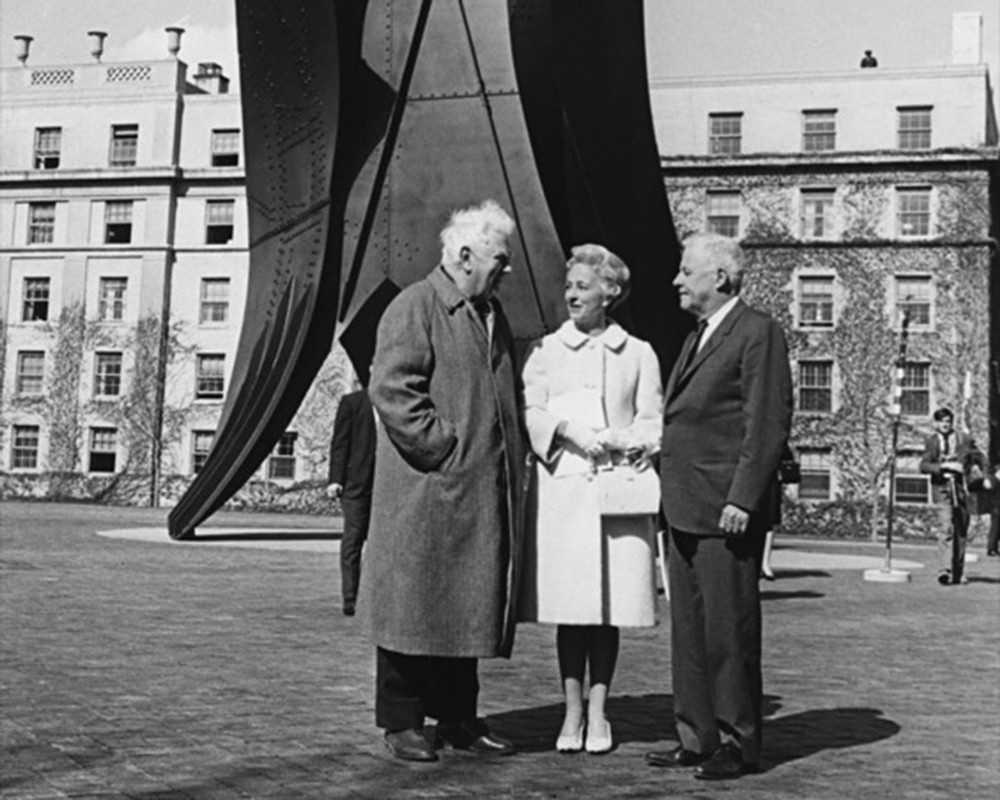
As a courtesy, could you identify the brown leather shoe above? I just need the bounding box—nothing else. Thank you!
[384,728,438,762]
[694,743,755,780]
[645,744,708,768]
[436,719,516,756]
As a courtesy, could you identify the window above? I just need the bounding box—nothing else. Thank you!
[900,362,930,416]
[205,200,235,245]
[799,360,833,413]
[94,352,123,397]
[897,188,930,237]
[894,275,932,328]
[16,351,45,395]
[897,106,931,150]
[11,425,40,469]
[192,430,215,474]
[22,278,50,321]
[28,202,56,244]
[799,448,832,500]
[98,277,128,321]
[708,113,742,155]
[89,427,117,473]
[109,124,138,167]
[706,191,741,237]
[34,127,61,169]
[798,276,834,328]
[802,110,836,152]
[196,354,226,400]
[199,278,230,323]
[104,201,133,244]
[268,432,298,479]
[800,189,835,239]
[211,129,240,166]
[895,475,929,504]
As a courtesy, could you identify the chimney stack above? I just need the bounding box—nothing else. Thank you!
[14,34,33,66]
[88,30,107,63]
[166,26,184,58]
[193,62,230,94]
[951,12,982,65]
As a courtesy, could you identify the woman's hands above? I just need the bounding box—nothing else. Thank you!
[562,421,606,460]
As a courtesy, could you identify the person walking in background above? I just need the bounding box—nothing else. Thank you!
[520,244,662,755]
[761,443,799,582]
[327,387,376,617]
[920,407,986,585]
[647,233,792,781]
[361,200,525,762]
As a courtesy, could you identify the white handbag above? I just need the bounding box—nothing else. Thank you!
[596,465,660,516]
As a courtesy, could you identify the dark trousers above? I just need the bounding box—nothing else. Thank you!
[668,527,764,764]
[988,510,999,553]
[375,647,479,732]
[340,494,371,606]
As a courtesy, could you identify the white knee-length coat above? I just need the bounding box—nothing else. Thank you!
[519,320,663,627]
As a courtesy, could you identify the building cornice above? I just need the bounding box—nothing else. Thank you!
[0,167,246,189]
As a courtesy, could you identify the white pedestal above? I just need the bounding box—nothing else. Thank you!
[863,567,911,583]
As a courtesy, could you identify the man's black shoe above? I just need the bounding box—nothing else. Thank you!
[384,728,437,762]
[938,571,953,585]
[646,744,708,768]
[436,719,515,756]
[342,603,356,616]
[987,550,998,557]
[694,743,755,781]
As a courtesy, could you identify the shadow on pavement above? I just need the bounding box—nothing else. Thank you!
[773,569,832,579]
[760,707,900,771]
[967,575,1000,584]
[761,590,826,600]
[487,693,785,752]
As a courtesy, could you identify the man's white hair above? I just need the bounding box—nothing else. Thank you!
[683,232,745,293]
[440,200,516,265]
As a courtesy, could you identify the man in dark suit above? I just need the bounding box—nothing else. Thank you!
[919,407,984,585]
[327,388,376,616]
[647,232,792,781]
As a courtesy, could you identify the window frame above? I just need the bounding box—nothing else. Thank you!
[34,126,62,169]
[896,187,931,238]
[98,277,128,322]
[11,424,41,470]
[104,200,134,244]
[22,277,51,322]
[800,188,835,240]
[706,190,741,238]
[195,353,226,400]
[802,109,836,152]
[88,427,118,473]
[899,361,931,418]
[797,274,835,329]
[798,359,834,414]
[894,474,930,504]
[199,278,231,324]
[708,112,742,155]
[16,351,45,395]
[893,275,933,329]
[28,201,56,244]
[191,430,215,475]
[94,352,124,398]
[210,129,240,167]
[267,432,298,480]
[108,124,138,167]
[897,106,932,150]
[798,448,833,501]
[205,199,235,245]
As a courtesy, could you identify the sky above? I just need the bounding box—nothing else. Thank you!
[1,0,997,106]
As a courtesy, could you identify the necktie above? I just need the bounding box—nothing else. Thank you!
[942,433,951,457]
[680,320,707,373]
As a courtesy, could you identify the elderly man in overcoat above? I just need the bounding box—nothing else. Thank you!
[647,233,792,781]
[361,199,525,762]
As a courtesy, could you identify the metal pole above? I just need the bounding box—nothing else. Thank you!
[882,311,910,572]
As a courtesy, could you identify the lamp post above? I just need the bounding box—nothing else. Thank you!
[865,309,912,582]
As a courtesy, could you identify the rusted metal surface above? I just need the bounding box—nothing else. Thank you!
[168,0,680,539]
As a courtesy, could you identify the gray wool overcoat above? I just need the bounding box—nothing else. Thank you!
[360,266,526,659]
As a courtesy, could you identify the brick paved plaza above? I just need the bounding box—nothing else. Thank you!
[1,500,998,799]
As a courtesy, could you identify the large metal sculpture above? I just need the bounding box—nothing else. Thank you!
[168,0,683,539]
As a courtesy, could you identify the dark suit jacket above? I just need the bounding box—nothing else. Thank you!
[661,299,792,535]
[919,431,982,505]
[328,390,376,499]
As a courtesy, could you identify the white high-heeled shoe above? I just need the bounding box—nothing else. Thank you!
[585,717,613,754]
[556,719,585,753]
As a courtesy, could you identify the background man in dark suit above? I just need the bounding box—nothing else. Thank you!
[919,406,985,584]
[647,232,792,781]
[327,388,376,616]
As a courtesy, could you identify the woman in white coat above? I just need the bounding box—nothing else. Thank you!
[520,244,663,755]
